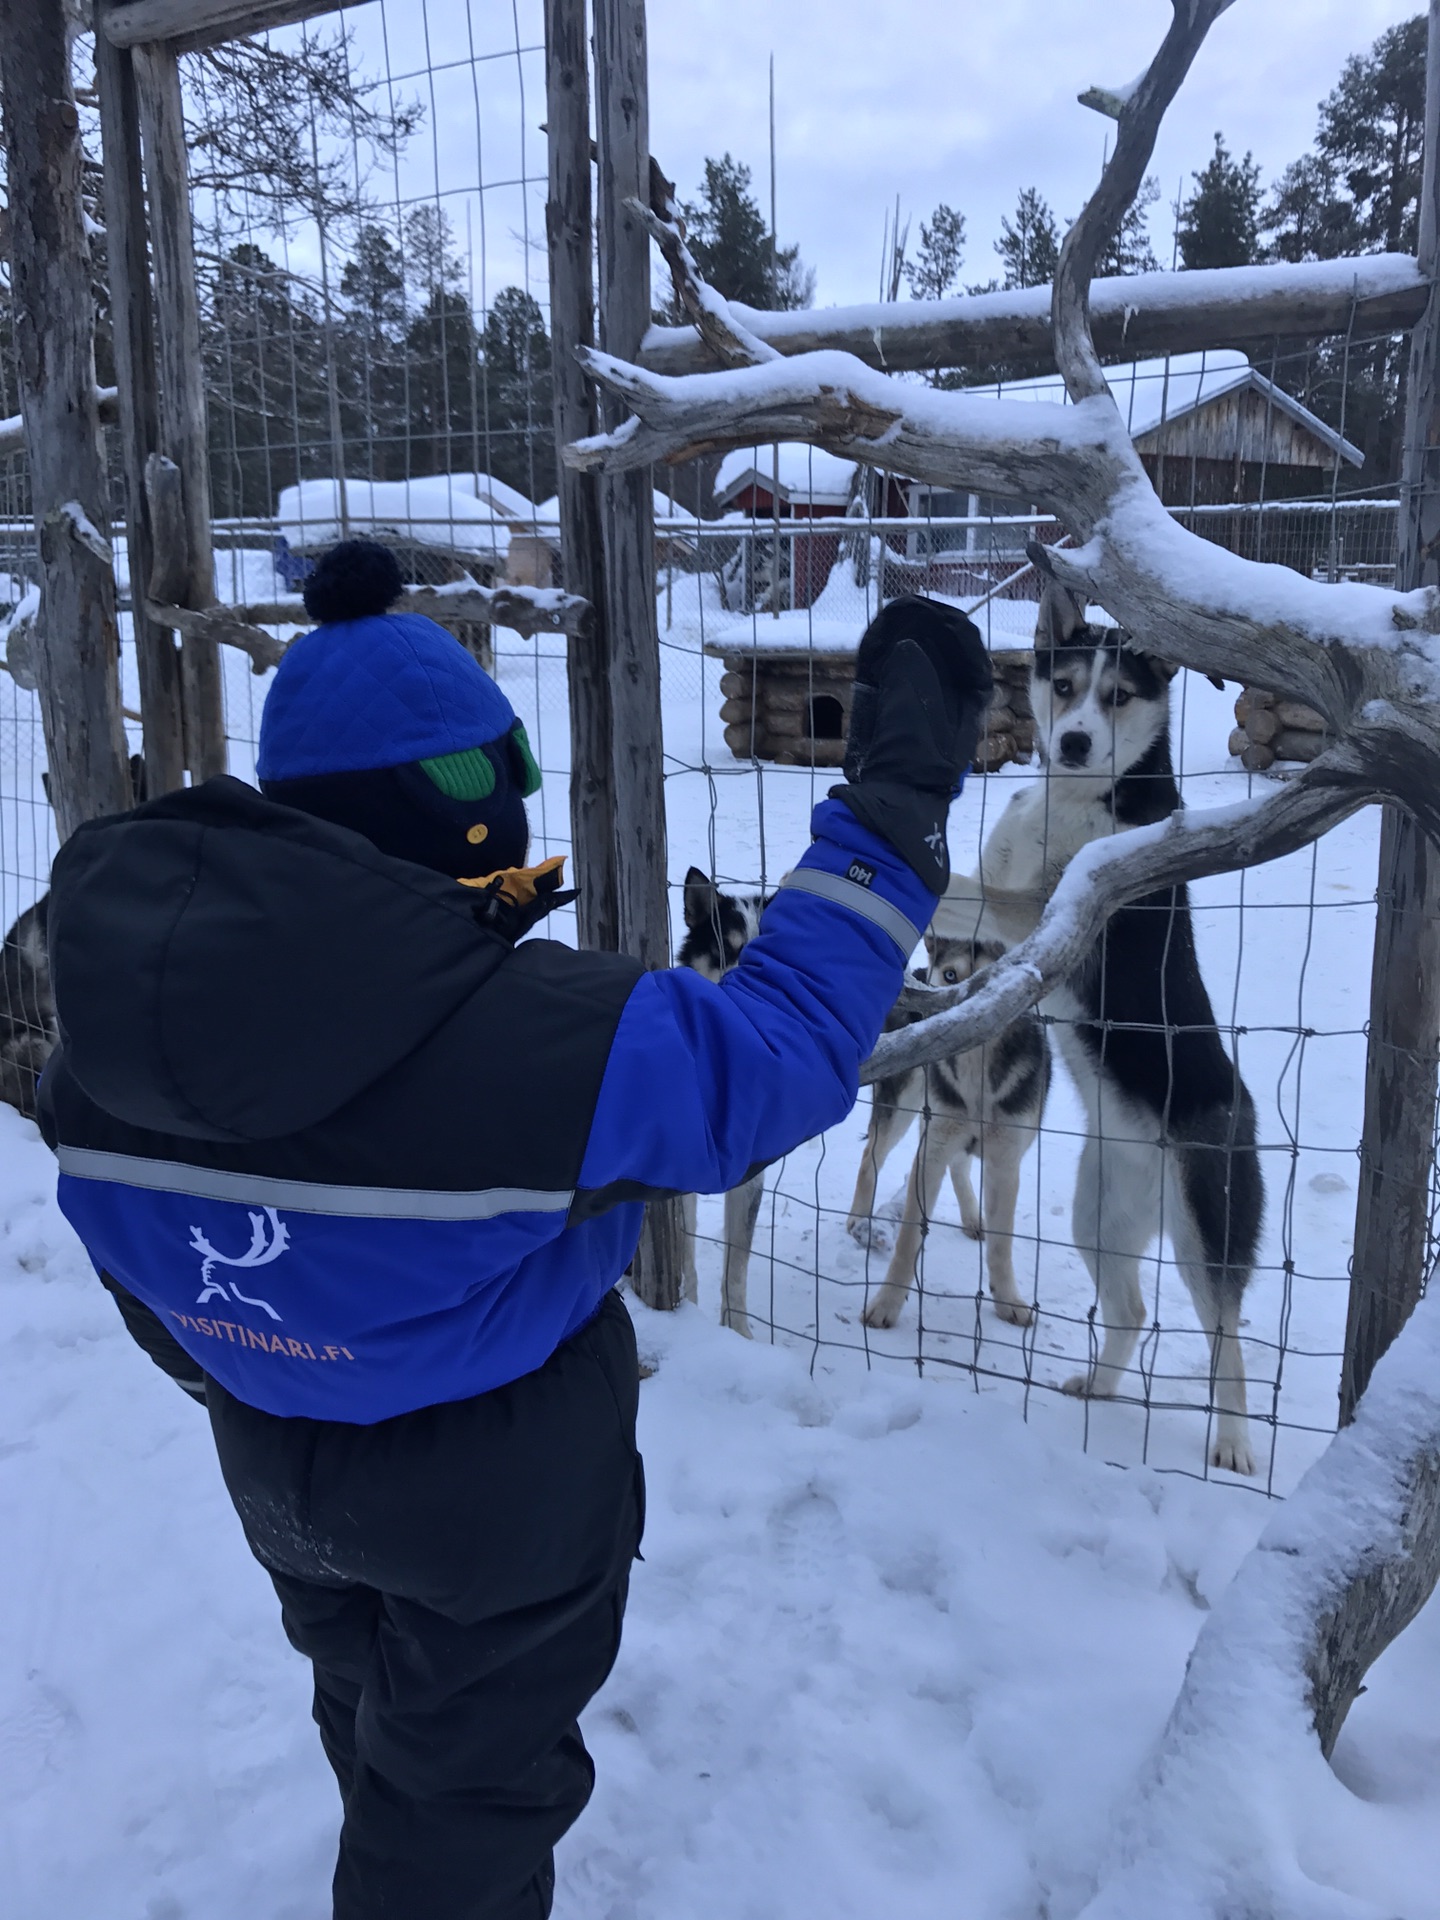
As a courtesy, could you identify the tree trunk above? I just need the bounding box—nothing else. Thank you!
[545,0,619,956]
[593,0,685,1310]
[1342,0,1440,1426]
[94,26,186,799]
[0,1,132,841]
[134,41,228,783]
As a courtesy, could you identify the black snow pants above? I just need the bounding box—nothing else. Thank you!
[205,1287,644,1920]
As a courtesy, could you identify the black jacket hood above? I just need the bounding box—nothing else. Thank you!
[47,777,510,1142]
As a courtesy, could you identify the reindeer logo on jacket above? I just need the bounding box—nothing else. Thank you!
[190,1209,290,1322]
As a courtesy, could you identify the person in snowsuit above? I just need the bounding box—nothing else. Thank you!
[39,539,992,1920]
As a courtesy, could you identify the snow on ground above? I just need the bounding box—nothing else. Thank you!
[3,558,1439,1914]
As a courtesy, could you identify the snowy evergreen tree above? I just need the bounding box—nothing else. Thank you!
[1096,175,1162,277]
[1315,12,1427,255]
[904,204,967,301]
[995,188,1059,290]
[680,155,815,310]
[1260,155,1358,263]
[1177,134,1262,269]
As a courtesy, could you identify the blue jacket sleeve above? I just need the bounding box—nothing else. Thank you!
[576,797,939,1198]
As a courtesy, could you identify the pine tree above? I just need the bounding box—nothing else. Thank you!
[1177,133,1263,269]
[1316,12,1427,254]
[338,225,408,479]
[995,188,1059,290]
[202,244,328,517]
[680,154,814,310]
[1260,155,1358,263]
[479,288,556,499]
[1097,175,1162,277]
[401,209,479,481]
[904,204,967,300]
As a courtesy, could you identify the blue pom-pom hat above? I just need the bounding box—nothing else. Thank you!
[256,541,541,882]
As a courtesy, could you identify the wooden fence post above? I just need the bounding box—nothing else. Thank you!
[545,0,620,955]
[133,38,228,783]
[94,25,187,799]
[1341,0,1440,1423]
[593,0,685,1309]
[0,1,132,841]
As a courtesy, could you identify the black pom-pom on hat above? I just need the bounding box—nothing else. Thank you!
[302,538,405,625]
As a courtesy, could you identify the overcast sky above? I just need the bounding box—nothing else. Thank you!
[327,0,1422,311]
[648,0,1422,306]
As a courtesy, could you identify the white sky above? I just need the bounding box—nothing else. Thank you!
[314,0,1422,311]
[647,0,1423,305]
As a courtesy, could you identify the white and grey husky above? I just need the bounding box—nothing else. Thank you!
[965,579,1264,1473]
[850,930,1050,1333]
[677,867,768,1337]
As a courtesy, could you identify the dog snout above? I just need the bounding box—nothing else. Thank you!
[1058,729,1091,766]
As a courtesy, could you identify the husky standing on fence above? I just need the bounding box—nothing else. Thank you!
[850,930,1050,1331]
[970,570,1263,1474]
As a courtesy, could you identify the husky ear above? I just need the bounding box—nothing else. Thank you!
[1122,639,1181,684]
[1026,540,1086,650]
[683,867,718,931]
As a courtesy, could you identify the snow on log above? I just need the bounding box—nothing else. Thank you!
[1073,1280,1440,1920]
[638,256,1427,381]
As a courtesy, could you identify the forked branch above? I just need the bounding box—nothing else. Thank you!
[860,756,1368,1083]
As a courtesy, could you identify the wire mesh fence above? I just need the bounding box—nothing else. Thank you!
[0,3,1425,1501]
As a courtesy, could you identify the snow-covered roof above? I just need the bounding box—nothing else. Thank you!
[278,474,539,560]
[714,443,857,510]
[977,352,1363,467]
[528,490,705,535]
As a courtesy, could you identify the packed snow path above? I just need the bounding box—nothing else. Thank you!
[2,1114,1437,1919]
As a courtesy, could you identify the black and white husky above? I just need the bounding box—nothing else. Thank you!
[1,895,56,1121]
[851,931,1050,1331]
[970,581,1263,1473]
[677,867,768,1337]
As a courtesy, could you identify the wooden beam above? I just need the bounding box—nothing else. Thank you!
[133,42,228,782]
[149,583,594,671]
[545,0,620,955]
[101,0,357,55]
[637,256,1430,380]
[594,0,686,1312]
[1342,6,1440,1425]
[0,1,132,840]
[94,30,186,799]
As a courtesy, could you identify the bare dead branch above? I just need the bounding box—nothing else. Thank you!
[626,196,777,371]
[860,757,1369,1083]
[149,580,594,672]
[1079,1281,1440,1913]
[1055,0,1237,403]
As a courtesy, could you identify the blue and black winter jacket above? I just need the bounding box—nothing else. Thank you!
[41,776,937,1423]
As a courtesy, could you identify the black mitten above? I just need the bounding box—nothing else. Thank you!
[833,596,993,891]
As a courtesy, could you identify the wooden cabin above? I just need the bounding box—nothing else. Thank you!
[712,446,910,610]
[711,641,1037,773]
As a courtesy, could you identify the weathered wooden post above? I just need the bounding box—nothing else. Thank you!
[0,1,133,841]
[94,22,187,798]
[1341,0,1440,1423]
[130,33,228,782]
[593,0,686,1309]
[545,0,620,955]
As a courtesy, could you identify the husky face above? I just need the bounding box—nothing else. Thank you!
[1032,580,1176,779]
[920,930,1005,989]
[679,867,765,983]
